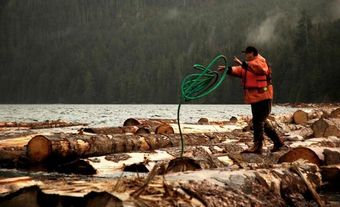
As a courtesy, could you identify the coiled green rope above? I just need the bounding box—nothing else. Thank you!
[177,55,228,157]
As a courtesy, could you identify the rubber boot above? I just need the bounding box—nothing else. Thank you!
[264,121,284,152]
[242,122,264,154]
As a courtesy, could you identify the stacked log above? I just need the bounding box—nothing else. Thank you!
[0,163,324,207]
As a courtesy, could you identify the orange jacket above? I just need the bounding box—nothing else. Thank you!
[229,54,273,104]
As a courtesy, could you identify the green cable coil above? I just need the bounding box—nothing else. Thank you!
[177,55,228,157]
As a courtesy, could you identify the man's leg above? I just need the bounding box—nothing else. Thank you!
[242,100,268,153]
[263,100,284,152]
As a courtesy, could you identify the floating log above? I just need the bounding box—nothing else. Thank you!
[311,118,340,138]
[293,110,308,125]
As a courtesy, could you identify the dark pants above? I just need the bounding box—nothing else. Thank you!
[251,99,282,147]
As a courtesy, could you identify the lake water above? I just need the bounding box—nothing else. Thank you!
[0,104,299,127]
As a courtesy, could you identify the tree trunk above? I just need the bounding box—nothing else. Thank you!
[24,132,233,163]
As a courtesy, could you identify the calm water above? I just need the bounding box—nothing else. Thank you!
[0,104,298,127]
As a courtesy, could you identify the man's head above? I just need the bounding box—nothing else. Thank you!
[242,46,258,61]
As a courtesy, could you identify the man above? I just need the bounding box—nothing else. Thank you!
[218,46,284,153]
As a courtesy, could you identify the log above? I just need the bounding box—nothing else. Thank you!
[135,127,151,134]
[0,185,123,207]
[320,165,340,184]
[329,107,340,118]
[165,163,322,207]
[81,127,125,134]
[278,147,322,166]
[123,118,175,127]
[285,127,313,141]
[0,120,87,129]
[197,118,209,124]
[293,110,308,125]
[0,162,324,207]
[311,118,340,138]
[278,146,340,166]
[290,164,324,207]
[154,124,174,134]
[23,132,233,163]
[323,149,340,165]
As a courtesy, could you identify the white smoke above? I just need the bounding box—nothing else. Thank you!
[246,13,283,45]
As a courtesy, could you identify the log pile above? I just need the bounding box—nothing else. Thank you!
[0,106,339,206]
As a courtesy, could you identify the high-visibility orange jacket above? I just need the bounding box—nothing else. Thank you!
[229,54,273,104]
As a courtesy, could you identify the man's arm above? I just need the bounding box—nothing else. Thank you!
[245,60,268,75]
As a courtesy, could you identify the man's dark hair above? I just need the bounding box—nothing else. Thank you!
[242,46,258,56]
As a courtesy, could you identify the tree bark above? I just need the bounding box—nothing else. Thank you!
[23,132,232,163]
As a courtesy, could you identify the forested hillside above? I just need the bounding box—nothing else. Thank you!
[0,0,339,103]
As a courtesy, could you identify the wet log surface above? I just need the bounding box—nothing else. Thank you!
[0,105,340,206]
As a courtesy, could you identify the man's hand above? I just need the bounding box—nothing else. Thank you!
[233,56,242,65]
[217,65,226,72]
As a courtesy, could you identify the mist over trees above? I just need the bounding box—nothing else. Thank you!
[0,0,339,104]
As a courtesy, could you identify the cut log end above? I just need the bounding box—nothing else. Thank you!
[229,116,238,123]
[27,135,52,163]
[135,127,151,134]
[165,157,201,174]
[293,110,308,125]
[155,124,174,134]
[198,118,209,125]
[278,147,321,166]
[123,118,142,126]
